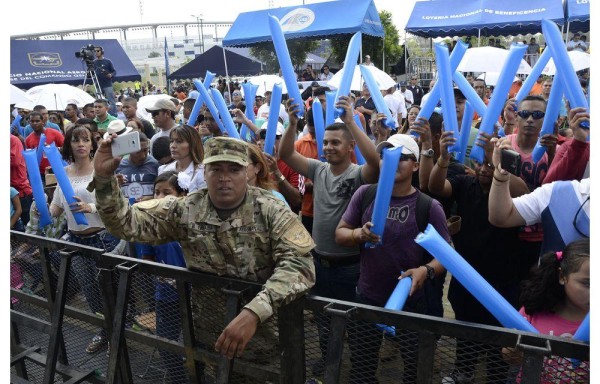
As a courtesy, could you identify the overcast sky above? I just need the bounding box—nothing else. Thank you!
[9,0,418,37]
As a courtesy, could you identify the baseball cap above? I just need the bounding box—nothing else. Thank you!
[375,134,421,162]
[116,102,123,106]
[453,87,466,100]
[203,137,249,167]
[399,81,408,87]
[145,98,177,113]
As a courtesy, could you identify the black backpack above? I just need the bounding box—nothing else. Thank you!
[359,184,433,234]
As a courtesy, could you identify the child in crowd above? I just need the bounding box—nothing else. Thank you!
[137,171,188,384]
[503,238,590,383]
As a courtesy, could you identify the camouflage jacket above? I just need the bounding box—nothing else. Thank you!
[92,175,316,322]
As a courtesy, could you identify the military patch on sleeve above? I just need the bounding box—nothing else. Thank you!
[136,199,159,210]
[281,221,314,251]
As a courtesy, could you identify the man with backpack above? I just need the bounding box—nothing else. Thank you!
[335,133,450,383]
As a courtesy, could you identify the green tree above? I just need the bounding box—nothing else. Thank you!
[148,51,161,58]
[330,10,403,72]
[250,40,319,74]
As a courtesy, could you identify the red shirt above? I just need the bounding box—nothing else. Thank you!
[25,128,65,176]
[295,133,318,217]
[10,135,32,197]
[277,158,299,189]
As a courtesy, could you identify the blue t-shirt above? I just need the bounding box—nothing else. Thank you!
[138,242,186,302]
[10,187,19,217]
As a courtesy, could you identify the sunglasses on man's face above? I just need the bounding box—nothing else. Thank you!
[517,110,545,120]
[151,110,161,117]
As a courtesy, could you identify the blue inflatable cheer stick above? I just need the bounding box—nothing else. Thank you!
[334,32,362,118]
[415,41,468,137]
[22,149,52,228]
[209,88,241,140]
[263,83,283,156]
[366,146,403,248]
[44,143,88,226]
[188,71,215,126]
[532,73,564,164]
[542,19,589,128]
[571,312,590,368]
[194,79,226,135]
[415,224,538,333]
[515,49,552,103]
[455,101,474,163]
[241,82,259,142]
[353,113,366,165]
[470,44,527,164]
[360,65,395,129]
[435,44,460,153]
[37,133,46,165]
[325,91,337,127]
[268,15,304,118]
[376,276,413,336]
[312,98,326,162]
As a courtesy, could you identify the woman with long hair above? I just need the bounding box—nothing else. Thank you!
[246,144,288,205]
[49,124,122,354]
[157,124,206,192]
[400,105,421,134]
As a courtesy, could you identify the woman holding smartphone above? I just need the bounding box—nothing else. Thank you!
[49,123,122,354]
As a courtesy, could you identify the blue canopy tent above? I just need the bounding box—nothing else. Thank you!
[406,0,565,38]
[564,0,590,35]
[11,39,140,89]
[222,0,384,47]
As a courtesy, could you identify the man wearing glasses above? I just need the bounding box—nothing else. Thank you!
[93,46,118,116]
[147,99,178,149]
[407,75,425,106]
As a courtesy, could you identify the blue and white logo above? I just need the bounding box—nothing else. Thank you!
[280,8,315,32]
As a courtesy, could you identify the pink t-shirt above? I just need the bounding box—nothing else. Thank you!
[517,308,589,383]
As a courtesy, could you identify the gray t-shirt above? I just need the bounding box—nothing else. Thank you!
[307,159,363,257]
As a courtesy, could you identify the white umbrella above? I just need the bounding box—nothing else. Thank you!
[457,47,532,75]
[327,65,396,91]
[136,94,173,121]
[25,83,95,111]
[476,72,520,87]
[246,74,287,97]
[11,85,33,105]
[541,51,590,76]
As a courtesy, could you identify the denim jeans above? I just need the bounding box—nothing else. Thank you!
[69,230,121,336]
[102,86,117,116]
[346,290,425,384]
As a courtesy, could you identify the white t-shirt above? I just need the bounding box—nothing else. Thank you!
[256,102,289,124]
[383,93,407,126]
[512,178,590,226]
[51,173,104,232]
[149,128,174,150]
[158,161,206,193]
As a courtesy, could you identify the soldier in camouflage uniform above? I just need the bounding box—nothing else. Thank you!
[89,135,316,361]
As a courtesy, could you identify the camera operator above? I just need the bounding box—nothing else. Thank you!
[93,46,118,116]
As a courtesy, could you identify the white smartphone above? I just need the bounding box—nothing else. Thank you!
[111,131,141,157]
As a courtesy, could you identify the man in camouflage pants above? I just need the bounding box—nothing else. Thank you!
[90,135,316,364]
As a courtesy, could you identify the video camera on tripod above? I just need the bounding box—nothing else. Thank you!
[76,44,104,99]
[75,44,96,65]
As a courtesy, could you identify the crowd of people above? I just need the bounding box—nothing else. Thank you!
[10,35,590,383]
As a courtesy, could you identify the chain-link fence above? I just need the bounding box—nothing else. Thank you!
[11,231,590,384]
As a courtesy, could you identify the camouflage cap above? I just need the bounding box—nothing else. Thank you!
[202,137,249,167]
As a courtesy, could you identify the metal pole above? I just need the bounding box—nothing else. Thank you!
[200,17,205,53]
[223,46,231,99]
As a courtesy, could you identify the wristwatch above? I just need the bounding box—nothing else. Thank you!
[277,174,286,183]
[422,264,435,280]
[421,148,434,158]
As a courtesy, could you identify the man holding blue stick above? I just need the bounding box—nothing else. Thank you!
[335,133,449,383]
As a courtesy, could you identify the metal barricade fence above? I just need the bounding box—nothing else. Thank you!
[11,231,590,384]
